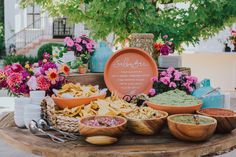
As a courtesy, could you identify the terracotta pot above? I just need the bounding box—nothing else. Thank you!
[78,64,88,74]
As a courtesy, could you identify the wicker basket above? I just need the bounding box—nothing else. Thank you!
[41,97,80,133]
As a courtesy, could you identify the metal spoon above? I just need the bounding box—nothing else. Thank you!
[38,119,78,140]
[29,120,66,143]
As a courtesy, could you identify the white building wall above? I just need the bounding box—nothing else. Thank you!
[184,24,236,53]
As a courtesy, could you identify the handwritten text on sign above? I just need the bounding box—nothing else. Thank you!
[108,52,155,96]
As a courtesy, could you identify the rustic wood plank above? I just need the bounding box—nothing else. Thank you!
[0,112,236,157]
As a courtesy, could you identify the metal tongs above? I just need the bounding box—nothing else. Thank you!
[37,119,79,141]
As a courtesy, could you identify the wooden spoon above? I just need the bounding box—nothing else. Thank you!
[85,136,118,145]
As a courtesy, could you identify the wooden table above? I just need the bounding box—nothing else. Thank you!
[0,112,236,157]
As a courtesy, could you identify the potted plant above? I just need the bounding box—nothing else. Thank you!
[64,35,96,73]
[149,67,198,96]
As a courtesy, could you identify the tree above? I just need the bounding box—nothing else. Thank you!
[20,0,236,50]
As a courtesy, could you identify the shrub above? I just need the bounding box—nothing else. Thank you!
[3,54,38,66]
[37,43,64,60]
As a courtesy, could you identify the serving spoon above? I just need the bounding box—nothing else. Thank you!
[38,119,79,140]
[29,120,66,143]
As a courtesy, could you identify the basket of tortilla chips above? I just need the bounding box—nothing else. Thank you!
[41,93,136,133]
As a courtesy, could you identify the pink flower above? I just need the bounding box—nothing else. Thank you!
[82,40,87,44]
[149,88,156,96]
[188,86,194,92]
[86,43,93,49]
[66,39,74,47]
[33,67,42,76]
[87,48,93,53]
[169,82,177,88]
[27,76,37,90]
[64,37,71,43]
[75,44,83,52]
[4,65,13,76]
[45,68,59,85]
[163,35,168,39]
[151,76,158,82]
[75,37,82,43]
[167,67,175,74]
[89,39,95,45]
[160,76,170,85]
[7,72,23,88]
[11,63,24,72]
[174,71,182,80]
[185,76,198,84]
[160,71,167,77]
[37,76,50,90]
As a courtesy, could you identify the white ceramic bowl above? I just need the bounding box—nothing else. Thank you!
[14,116,25,128]
[30,91,46,98]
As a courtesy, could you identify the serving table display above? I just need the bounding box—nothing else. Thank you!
[0,112,236,157]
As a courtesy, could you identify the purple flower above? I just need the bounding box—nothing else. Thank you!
[43,52,50,60]
[21,70,30,80]
[160,44,171,55]
[41,62,58,74]
[151,76,158,82]
[149,88,156,96]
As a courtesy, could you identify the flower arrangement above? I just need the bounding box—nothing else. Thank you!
[153,35,174,56]
[149,67,198,96]
[0,52,70,96]
[27,53,69,92]
[229,29,236,44]
[0,63,31,96]
[64,35,96,64]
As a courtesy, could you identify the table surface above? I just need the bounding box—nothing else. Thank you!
[0,112,236,157]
